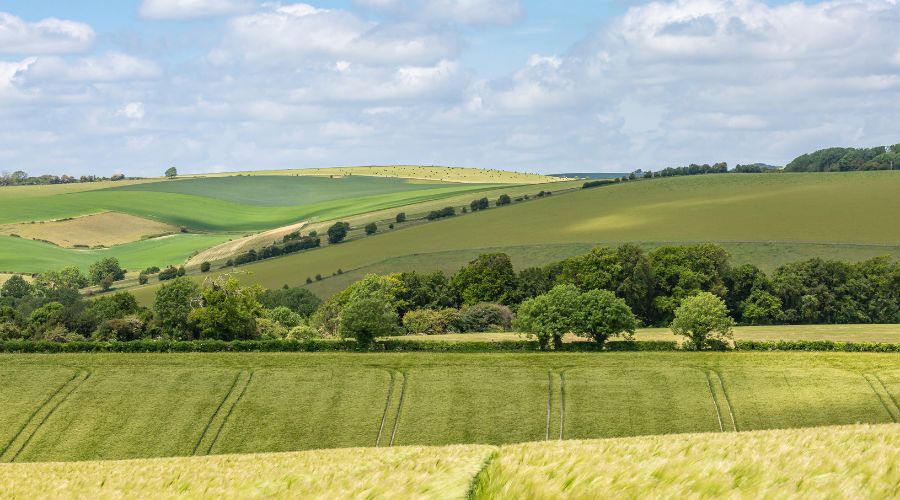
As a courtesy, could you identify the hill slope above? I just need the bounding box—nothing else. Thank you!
[2,424,895,498]
[143,171,899,297]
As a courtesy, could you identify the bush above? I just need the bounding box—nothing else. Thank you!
[395,212,406,223]
[365,223,378,235]
[94,317,145,342]
[427,207,456,220]
[327,222,350,244]
[582,179,616,189]
[158,267,179,281]
[138,273,149,285]
[460,303,513,332]
[496,194,511,206]
[670,292,735,350]
[470,198,489,211]
[287,324,319,341]
[402,308,461,335]
[200,262,211,273]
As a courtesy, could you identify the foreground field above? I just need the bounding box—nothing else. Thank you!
[390,324,900,344]
[139,171,898,296]
[0,352,897,463]
[1,425,895,498]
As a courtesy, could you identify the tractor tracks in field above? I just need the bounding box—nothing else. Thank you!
[376,369,407,447]
[700,368,737,433]
[1,370,91,462]
[546,370,567,441]
[193,370,253,456]
[863,373,900,423]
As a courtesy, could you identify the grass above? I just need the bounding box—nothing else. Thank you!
[1,425,896,498]
[0,212,177,248]
[0,444,495,499]
[151,171,898,297]
[0,352,896,463]
[0,233,233,274]
[387,324,900,344]
[473,424,900,499]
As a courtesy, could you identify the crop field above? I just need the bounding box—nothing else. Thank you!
[138,171,900,297]
[0,352,897,463]
[203,165,564,184]
[391,324,900,344]
[0,212,178,248]
[0,424,895,498]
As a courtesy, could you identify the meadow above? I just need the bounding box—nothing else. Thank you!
[129,171,900,299]
[0,352,897,463]
[0,424,895,498]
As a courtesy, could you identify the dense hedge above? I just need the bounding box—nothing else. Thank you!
[1,338,897,354]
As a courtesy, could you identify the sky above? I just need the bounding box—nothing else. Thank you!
[1,0,899,176]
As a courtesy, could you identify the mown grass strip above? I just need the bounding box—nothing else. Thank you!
[7,371,90,462]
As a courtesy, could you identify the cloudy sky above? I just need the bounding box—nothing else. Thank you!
[1,0,899,176]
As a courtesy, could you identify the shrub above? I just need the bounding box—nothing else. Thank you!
[496,194,511,206]
[327,222,350,244]
[470,198,489,211]
[200,262,211,273]
[460,303,513,332]
[395,213,406,223]
[256,317,288,340]
[158,267,179,281]
[365,223,378,235]
[427,207,456,220]
[94,317,145,342]
[259,287,322,317]
[402,308,461,335]
[138,273,149,285]
[263,306,304,328]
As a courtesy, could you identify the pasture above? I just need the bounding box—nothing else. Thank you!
[0,425,895,498]
[145,171,900,297]
[0,352,897,463]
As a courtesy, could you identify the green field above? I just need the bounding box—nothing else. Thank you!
[0,424,896,499]
[125,171,899,299]
[0,234,233,274]
[0,352,897,463]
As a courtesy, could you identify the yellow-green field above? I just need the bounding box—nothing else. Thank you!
[388,324,900,344]
[195,165,565,184]
[0,212,178,248]
[1,424,895,498]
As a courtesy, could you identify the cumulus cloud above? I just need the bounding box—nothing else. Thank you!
[0,12,95,54]
[139,0,253,20]
[356,0,524,25]
[20,53,162,82]
[220,3,458,66]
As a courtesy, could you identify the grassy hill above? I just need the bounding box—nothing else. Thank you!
[1,352,897,463]
[2,424,895,498]
[128,171,899,300]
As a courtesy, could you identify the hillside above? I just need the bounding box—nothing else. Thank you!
[2,424,895,498]
[193,165,565,184]
[127,171,900,299]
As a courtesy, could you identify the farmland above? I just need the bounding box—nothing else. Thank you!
[0,424,896,500]
[129,171,900,299]
[0,352,897,463]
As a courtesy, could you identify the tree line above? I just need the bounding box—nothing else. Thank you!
[785,144,899,172]
[0,170,128,186]
[1,244,895,348]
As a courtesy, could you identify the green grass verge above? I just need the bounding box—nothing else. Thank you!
[0,352,896,463]
[1,424,896,498]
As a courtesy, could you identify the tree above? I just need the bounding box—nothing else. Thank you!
[327,222,349,244]
[395,212,406,223]
[165,167,177,178]
[496,194,511,206]
[189,277,264,341]
[200,262,211,273]
[365,223,378,235]
[1,275,33,299]
[451,253,519,305]
[338,296,398,347]
[740,290,783,326]
[89,257,125,285]
[515,284,580,349]
[259,287,322,317]
[576,289,637,345]
[87,292,141,323]
[153,277,200,340]
[558,246,622,292]
[670,292,734,350]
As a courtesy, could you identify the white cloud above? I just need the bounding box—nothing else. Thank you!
[119,102,146,120]
[0,12,95,54]
[221,3,457,66]
[22,53,162,82]
[139,0,253,20]
[356,0,523,25]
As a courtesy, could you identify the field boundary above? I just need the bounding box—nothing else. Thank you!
[3,370,90,462]
[864,374,899,423]
[194,370,253,455]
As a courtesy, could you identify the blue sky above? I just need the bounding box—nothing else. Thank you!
[1,0,897,176]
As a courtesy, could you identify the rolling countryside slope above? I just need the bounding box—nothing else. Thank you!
[3,424,895,498]
[1,352,898,463]
[125,171,899,301]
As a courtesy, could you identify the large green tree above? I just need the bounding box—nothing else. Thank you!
[670,292,734,350]
[338,295,398,347]
[451,253,519,305]
[153,277,200,340]
[189,277,264,341]
[89,257,126,285]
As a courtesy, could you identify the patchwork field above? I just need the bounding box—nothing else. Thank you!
[0,212,177,248]
[0,352,897,463]
[124,171,900,299]
[0,424,895,498]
